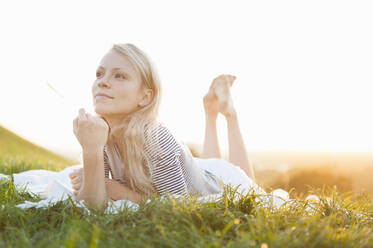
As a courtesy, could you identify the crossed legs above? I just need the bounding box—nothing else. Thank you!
[201,74,255,181]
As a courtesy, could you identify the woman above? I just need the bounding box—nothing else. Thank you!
[69,43,260,209]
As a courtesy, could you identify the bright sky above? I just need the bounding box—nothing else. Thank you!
[1,0,373,160]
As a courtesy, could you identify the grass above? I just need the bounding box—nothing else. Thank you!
[1,175,373,247]
[1,125,373,247]
[0,125,78,174]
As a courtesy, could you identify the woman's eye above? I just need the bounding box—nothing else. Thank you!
[96,72,102,78]
[115,73,126,79]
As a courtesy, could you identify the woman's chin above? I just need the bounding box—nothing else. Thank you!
[93,105,111,115]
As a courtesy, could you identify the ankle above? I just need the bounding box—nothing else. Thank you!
[224,110,238,122]
[205,113,218,122]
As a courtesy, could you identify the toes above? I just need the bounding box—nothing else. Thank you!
[210,74,235,102]
[229,75,236,86]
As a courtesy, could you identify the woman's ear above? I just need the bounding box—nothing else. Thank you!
[139,88,153,106]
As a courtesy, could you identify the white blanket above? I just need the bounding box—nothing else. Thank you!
[0,164,318,214]
[0,165,139,214]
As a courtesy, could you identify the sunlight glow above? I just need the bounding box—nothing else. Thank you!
[1,0,372,160]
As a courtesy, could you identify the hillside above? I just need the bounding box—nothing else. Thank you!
[0,125,78,173]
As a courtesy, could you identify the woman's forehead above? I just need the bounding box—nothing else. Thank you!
[98,50,137,74]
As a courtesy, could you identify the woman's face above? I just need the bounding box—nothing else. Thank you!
[92,49,148,127]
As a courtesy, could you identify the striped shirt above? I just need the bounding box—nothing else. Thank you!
[103,122,223,197]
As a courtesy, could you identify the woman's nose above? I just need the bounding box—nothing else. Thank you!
[98,80,110,88]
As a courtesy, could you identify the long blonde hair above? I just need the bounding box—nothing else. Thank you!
[99,43,163,196]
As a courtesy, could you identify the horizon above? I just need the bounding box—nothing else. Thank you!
[4,124,373,174]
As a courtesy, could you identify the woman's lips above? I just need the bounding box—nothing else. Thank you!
[95,95,113,100]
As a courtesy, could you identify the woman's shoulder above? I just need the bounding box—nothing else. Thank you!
[144,121,176,142]
[143,121,184,159]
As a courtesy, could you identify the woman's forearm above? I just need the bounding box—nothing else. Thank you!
[77,146,108,209]
[105,178,149,204]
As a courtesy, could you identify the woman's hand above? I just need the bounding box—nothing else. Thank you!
[104,178,149,203]
[69,168,123,201]
[104,178,124,201]
[73,108,109,149]
[69,168,84,196]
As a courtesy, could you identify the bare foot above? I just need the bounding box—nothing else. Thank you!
[211,74,237,118]
[203,87,219,119]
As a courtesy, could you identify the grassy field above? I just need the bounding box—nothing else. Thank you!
[0,126,78,174]
[1,126,373,247]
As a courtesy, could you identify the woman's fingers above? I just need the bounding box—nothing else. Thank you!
[73,108,88,136]
[71,176,81,184]
[71,168,83,197]
[69,169,82,179]
[79,108,87,121]
[70,168,83,193]
[73,118,78,134]
[72,182,81,190]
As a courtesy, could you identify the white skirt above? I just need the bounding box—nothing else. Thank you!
[193,157,266,195]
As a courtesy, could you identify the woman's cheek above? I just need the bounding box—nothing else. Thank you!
[117,98,136,113]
